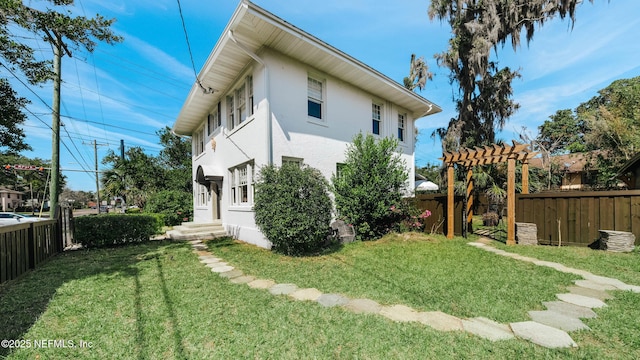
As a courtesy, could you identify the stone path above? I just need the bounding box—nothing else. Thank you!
[187,238,640,349]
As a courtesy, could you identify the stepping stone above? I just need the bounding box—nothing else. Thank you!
[582,274,628,288]
[342,299,382,314]
[200,257,223,264]
[229,275,255,284]
[574,279,618,291]
[417,311,464,331]
[528,310,590,332]
[380,305,420,322]
[193,245,207,251]
[510,321,577,348]
[247,279,276,289]
[533,261,573,273]
[206,262,228,268]
[617,284,640,293]
[198,255,215,260]
[462,317,514,341]
[211,265,235,273]
[269,283,298,295]
[316,293,350,307]
[219,269,244,279]
[289,288,322,301]
[542,301,597,319]
[557,293,607,308]
[558,268,593,277]
[467,242,486,247]
[567,286,613,301]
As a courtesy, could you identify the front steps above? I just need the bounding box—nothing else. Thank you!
[167,220,228,241]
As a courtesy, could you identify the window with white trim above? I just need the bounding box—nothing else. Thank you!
[308,76,323,120]
[229,161,254,206]
[398,113,406,142]
[282,156,303,168]
[372,103,382,135]
[194,126,205,156]
[336,163,346,180]
[227,75,254,130]
[196,183,208,207]
[208,102,221,135]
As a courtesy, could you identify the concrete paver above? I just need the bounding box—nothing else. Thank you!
[211,265,235,273]
[462,317,514,341]
[342,299,382,314]
[528,310,590,332]
[567,285,613,301]
[574,279,618,291]
[269,283,298,295]
[316,293,350,307]
[229,275,256,284]
[510,321,577,348]
[247,279,276,289]
[417,311,464,331]
[542,301,598,319]
[289,288,322,301]
[379,305,419,322]
[556,293,607,308]
[219,269,244,279]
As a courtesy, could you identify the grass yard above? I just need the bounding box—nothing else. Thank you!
[0,234,638,359]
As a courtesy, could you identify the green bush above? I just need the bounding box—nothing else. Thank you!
[332,133,408,240]
[254,164,333,255]
[144,190,192,226]
[75,214,161,248]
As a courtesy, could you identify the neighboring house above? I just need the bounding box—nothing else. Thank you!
[172,0,441,248]
[617,152,640,189]
[0,188,24,211]
[529,152,596,190]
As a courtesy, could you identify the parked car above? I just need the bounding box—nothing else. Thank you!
[0,212,43,225]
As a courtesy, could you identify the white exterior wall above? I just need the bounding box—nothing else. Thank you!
[190,49,417,249]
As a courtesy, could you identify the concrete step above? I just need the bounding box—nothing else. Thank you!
[167,221,228,241]
[178,220,222,229]
[173,225,225,235]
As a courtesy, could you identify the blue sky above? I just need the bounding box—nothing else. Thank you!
[9,0,640,191]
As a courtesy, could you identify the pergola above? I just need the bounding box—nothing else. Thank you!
[442,142,536,245]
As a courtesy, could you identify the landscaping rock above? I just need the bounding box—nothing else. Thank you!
[516,222,538,245]
[598,230,635,252]
[331,220,355,244]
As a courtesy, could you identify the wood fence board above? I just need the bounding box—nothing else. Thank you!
[614,196,631,232]
[599,197,614,230]
[567,198,579,244]
[632,196,640,245]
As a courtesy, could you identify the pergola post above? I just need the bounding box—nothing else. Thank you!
[466,167,473,233]
[507,157,516,245]
[522,159,530,194]
[447,163,455,239]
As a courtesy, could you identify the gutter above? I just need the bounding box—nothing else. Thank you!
[228,30,273,166]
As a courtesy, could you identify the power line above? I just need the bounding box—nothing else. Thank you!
[176,0,215,94]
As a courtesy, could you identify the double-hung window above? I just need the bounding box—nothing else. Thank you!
[208,102,221,135]
[196,183,208,207]
[308,76,323,120]
[398,113,406,142]
[229,161,254,206]
[194,126,205,156]
[228,75,254,130]
[372,103,382,135]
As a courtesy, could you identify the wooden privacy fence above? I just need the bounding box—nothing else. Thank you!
[413,194,464,236]
[0,218,63,285]
[516,190,640,246]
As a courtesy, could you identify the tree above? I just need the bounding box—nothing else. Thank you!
[157,126,192,193]
[0,1,121,85]
[428,0,593,151]
[536,109,587,155]
[332,133,408,240]
[403,54,432,92]
[0,79,31,154]
[254,164,333,255]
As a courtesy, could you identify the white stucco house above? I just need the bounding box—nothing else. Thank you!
[171,0,441,248]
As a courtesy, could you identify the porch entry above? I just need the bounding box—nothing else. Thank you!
[196,165,223,221]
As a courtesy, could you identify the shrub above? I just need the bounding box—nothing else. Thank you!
[332,133,408,240]
[390,200,432,233]
[75,214,161,248]
[144,190,192,226]
[254,163,333,255]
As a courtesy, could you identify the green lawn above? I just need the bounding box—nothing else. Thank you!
[0,235,639,359]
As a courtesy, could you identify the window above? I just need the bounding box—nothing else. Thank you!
[228,75,254,130]
[282,157,303,168]
[372,103,381,135]
[194,127,205,156]
[308,76,323,119]
[229,161,254,206]
[336,163,346,180]
[196,183,208,207]
[208,102,221,135]
[398,113,406,142]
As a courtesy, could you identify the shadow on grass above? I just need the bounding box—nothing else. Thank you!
[0,240,185,358]
[205,236,344,256]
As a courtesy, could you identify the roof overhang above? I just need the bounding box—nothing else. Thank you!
[173,0,442,135]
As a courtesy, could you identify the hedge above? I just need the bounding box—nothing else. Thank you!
[75,214,162,248]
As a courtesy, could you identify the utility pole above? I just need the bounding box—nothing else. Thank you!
[84,140,107,214]
[45,29,72,218]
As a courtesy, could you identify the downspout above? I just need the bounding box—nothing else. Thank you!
[228,30,273,166]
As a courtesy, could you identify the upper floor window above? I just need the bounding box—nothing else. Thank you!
[398,113,406,142]
[308,76,323,120]
[208,102,221,135]
[228,75,254,130]
[194,126,205,156]
[372,103,382,135]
